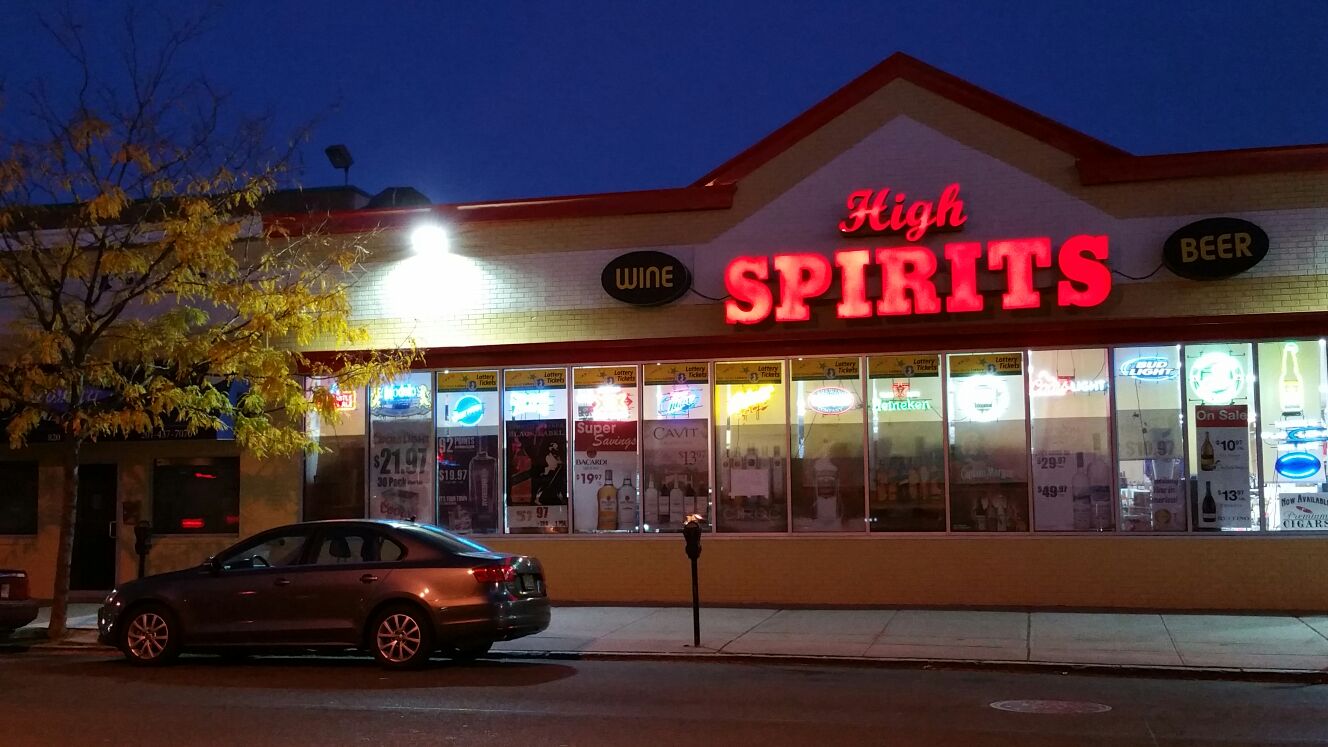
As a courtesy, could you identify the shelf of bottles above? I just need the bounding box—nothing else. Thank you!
[304,338,1328,535]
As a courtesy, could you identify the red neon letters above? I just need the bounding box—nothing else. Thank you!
[723,235,1111,325]
[838,183,968,240]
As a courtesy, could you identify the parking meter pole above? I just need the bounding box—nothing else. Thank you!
[682,518,702,648]
[134,521,153,579]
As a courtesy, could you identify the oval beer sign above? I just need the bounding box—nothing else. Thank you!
[1162,217,1268,280]
[602,251,692,306]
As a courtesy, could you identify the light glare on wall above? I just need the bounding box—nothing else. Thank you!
[410,223,450,254]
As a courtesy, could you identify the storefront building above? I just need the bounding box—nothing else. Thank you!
[4,54,1328,610]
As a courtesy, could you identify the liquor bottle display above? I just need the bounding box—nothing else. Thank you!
[467,445,497,530]
[1200,433,1216,471]
[1280,341,1305,418]
[616,476,637,531]
[1071,451,1092,530]
[644,478,660,527]
[597,469,618,530]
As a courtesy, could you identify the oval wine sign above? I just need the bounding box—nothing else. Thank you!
[601,251,692,306]
[1162,218,1268,280]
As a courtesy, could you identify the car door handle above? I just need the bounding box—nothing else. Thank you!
[360,574,379,584]
[274,578,292,587]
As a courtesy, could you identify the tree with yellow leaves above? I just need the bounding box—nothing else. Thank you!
[0,9,412,638]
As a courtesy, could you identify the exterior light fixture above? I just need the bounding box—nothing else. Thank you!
[410,223,450,255]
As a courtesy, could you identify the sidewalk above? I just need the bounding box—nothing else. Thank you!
[11,604,1328,676]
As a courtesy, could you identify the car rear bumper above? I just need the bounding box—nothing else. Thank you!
[0,599,39,631]
[492,596,551,641]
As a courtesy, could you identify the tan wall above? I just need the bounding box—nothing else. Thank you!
[483,535,1328,613]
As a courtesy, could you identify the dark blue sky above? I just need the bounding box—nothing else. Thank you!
[3,1,1325,204]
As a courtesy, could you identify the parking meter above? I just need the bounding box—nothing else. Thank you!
[682,518,702,560]
[134,521,153,578]
[682,516,703,646]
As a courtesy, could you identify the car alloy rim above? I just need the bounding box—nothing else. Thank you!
[376,613,422,663]
[126,612,169,660]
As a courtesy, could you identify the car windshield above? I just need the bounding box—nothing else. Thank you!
[401,524,494,555]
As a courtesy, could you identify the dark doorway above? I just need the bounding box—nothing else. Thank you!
[71,464,117,591]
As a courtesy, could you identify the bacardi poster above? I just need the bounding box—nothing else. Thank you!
[641,419,709,531]
[505,419,568,533]
[369,374,434,522]
[437,434,500,534]
[1195,404,1251,529]
[573,421,639,532]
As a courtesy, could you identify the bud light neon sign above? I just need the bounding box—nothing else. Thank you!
[657,388,702,418]
[1118,356,1177,381]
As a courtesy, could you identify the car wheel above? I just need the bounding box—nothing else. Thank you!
[120,604,181,666]
[369,605,434,669]
[449,642,492,663]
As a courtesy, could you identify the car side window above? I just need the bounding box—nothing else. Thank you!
[219,531,308,571]
[310,529,408,565]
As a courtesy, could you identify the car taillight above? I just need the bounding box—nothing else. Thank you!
[5,573,29,600]
[471,564,516,585]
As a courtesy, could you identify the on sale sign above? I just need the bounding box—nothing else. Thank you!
[1194,404,1251,529]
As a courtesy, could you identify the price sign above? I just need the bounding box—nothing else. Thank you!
[1032,449,1076,530]
[1195,405,1251,529]
[507,505,568,532]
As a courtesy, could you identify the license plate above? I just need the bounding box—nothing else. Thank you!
[519,575,539,592]
[1,584,8,599]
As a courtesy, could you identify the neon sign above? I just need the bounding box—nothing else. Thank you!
[508,390,555,419]
[954,375,1009,422]
[1188,351,1245,405]
[1029,370,1108,397]
[724,235,1111,324]
[331,389,356,411]
[575,384,633,421]
[726,385,774,418]
[874,397,932,412]
[1275,451,1321,480]
[1119,356,1177,381]
[657,387,702,418]
[838,183,968,240]
[449,394,485,426]
[806,386,856,415]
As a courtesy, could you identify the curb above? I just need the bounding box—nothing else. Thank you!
[486,649,1328,684]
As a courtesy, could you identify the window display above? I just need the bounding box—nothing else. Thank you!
[642,362,712,532]
[791,357,866,532]
[504,368,569,533]
[1184,343,1258,530]
[304,377,366,521]
[436,370,501,534]
[572,366,640,533]
[1114,346,1186,531]
[1257,340,1328,530]
[715,361,788,532]
[368,373,434,522]
[868,354,945,531]
[1028,348,1113,531]
[946,353,1029,531]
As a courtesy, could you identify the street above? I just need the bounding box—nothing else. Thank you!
[0,651,1325,746]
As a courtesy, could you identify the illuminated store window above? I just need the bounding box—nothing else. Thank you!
[867,354,945,532]
[304,377,366,521]
[1257,340,1328,531]
[572,366,641,534]
[436,370,501,535]
[1028,348,1113,531]
[790,356,865,532]
[154,457,240,534]
[1184,343,1258,531]
[503,368,569,534]
[368,372,435,523]
[714,360,788,533]
[1114,346,1186,532]
[642,362,712,533]
[946,352,1029,532]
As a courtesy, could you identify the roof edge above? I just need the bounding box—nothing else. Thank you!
[1078,143,1328,185]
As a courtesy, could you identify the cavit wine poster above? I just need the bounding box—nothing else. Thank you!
[437,434,500,534]
[1195,404,1251,529]
[641,418,710,530]
[505,419,568,533]
[573,421,639,532]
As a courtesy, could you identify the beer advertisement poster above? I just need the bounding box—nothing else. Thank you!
[437,434,500,534]
[641,418,710,531]
[368,373,434,522]
[505,419,568,533]
[572,420,639,532]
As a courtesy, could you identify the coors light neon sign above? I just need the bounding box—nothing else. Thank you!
[724,183,1112,325]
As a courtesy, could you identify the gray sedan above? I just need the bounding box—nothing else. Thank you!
[98,519,550,668]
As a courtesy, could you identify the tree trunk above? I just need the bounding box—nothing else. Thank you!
[48,440,81,640]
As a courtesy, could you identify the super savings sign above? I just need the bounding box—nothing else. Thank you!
[723,184,1112,324]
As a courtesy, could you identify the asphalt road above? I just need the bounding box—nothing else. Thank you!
[1,651,1326,746]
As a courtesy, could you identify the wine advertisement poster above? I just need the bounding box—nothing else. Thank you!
[642,418,710,531]
[572,420,639,532]
[1194,404,1251,529]
[437,434,500,534]
[505,419,568,533]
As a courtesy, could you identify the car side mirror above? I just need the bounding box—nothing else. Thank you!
[202,556,221,575]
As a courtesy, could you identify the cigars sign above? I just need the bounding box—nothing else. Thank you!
[723,183,1112,325]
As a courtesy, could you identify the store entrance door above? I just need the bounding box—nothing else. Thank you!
[71,464,117,591]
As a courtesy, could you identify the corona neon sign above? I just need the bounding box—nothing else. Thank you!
[724,235,1111,325]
